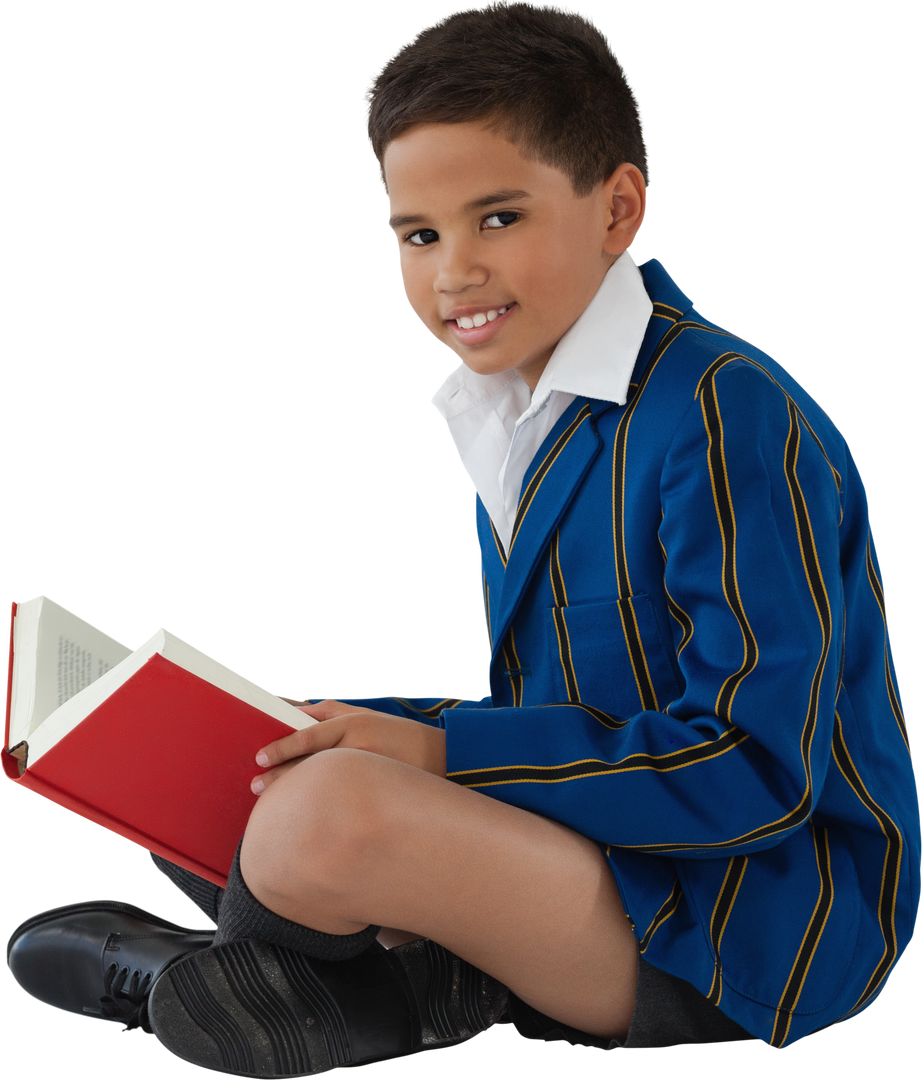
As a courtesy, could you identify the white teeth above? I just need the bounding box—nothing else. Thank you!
[456,305,510,330]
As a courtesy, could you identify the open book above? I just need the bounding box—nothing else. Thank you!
[4,597,314,886]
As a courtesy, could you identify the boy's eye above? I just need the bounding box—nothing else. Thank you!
[410,227,442,247]
[403,208,520,247]
[483,210,520,230]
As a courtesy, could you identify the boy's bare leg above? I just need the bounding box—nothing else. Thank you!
[239,747,637,1040]
[375,927,423,947]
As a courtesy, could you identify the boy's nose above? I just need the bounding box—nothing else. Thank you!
[433,242,489,293]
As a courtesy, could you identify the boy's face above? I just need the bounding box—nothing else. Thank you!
[384,121,644,390]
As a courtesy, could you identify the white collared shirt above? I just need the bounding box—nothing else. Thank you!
[431,252,653,552]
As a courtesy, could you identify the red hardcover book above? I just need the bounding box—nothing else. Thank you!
[3,598,312,887]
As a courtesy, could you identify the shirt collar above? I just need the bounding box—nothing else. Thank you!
[431,251,653,421]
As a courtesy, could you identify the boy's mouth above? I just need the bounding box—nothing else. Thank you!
[446,302,516,344]
[452,303,511,329]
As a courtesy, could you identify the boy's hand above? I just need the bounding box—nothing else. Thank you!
[251,700,447,794]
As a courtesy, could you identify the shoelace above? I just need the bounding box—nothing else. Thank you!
[99,962,154,1032]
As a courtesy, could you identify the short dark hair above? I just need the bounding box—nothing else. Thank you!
[367,3,648,195]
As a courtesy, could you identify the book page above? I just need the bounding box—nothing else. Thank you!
[9,597,131,747]
[52,633,123,710]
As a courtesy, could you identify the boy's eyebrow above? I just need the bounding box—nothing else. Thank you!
[388,189,532,230]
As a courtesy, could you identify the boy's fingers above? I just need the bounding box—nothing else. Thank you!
[250,759,300,795]
[256,727,314,766]
[255,705,394,767]
[297,695,351,721]
[252,719,358,792]
[255,718,349,766]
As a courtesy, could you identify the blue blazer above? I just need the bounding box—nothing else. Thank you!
[355,260,920,1046]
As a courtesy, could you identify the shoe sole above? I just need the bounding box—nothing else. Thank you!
[148,938,506,1077]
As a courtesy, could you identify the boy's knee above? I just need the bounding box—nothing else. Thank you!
[242,748,387,902]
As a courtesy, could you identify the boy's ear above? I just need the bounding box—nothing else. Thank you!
[600,162,646,257]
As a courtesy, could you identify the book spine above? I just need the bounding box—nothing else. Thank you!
[1,600,18,777]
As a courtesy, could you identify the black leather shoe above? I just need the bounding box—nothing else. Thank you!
[149,936,508,1076]
[7,901,215,1031]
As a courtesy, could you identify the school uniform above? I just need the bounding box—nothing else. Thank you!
[353,255,920,1046]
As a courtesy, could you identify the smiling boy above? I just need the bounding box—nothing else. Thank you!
[8,4,919,1076]
[386,121,644,392]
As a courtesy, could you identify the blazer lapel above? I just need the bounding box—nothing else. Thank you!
[486,259,695,659]
[490,396,612,657]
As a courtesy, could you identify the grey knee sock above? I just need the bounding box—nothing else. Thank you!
[213,844,380,961]
[150,852,224,924]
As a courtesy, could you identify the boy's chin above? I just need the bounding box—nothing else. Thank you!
[457,353,520,379]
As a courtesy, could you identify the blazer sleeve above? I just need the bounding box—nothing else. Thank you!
[441,362,848,859]
[325,695,493,728]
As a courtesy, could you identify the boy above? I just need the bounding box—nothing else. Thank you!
[8,3,919,1074]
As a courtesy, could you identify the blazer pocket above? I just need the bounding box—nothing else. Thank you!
[547,595,682,716]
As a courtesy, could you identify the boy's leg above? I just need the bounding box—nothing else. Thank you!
[239,747,637,1041]
[149,851,415,954]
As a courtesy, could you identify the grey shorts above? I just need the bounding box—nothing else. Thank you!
[505,954,755,1049]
